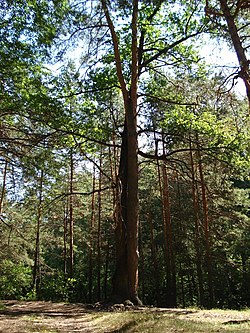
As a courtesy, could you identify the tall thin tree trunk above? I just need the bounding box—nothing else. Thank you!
[63,203,68,276]
[97,153,102,300]
[175,172,186,308]
[88,164,96,303]
[138,219,145,304]
[161,162,176,307]
[0,160,8,214]
[68,149,74,278]
[196,135,214,308]
[148,211,160,306]
[104,238,110,301]
[33,169,43,298]
[189,142,204,306]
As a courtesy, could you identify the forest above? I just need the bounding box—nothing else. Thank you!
[0,0,250,310]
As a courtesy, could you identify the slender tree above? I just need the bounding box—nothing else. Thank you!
[32,169,44,298]
[0,160,8,215]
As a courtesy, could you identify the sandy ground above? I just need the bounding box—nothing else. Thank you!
[0,301,99,333]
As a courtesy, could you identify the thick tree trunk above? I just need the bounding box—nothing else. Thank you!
[101,0,141,304]
[112,103,140,304]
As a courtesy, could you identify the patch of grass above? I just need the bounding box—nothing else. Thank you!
[28,324,59,333]
[0,302,6,310]
[92,310,250,333]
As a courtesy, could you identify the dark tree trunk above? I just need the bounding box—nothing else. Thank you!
[101,0,140,304]
[112,107,140,304]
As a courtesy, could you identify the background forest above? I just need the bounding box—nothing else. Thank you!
[0,0,250,309]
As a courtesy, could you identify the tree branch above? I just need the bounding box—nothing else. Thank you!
[141,31,203,69]
[100,0,128,102]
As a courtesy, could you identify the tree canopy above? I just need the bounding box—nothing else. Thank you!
[0,0,249,308]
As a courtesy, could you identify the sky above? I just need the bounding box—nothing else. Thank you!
[199,38,246,97]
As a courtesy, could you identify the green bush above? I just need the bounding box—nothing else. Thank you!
[40,272,77,302]
[0,259,32,299]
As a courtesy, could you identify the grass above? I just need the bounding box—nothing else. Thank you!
[92,309,250,333]
[0,302,6,310]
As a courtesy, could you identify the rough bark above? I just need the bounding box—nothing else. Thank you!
[101,0,141,304]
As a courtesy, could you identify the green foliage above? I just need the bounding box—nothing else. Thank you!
[0,0,249,310]
[40,272,77,302]
[0,260,32,300]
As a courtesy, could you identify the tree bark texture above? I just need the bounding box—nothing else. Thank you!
[101,0,140,304]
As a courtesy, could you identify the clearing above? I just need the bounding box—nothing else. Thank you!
[0,300,250,333]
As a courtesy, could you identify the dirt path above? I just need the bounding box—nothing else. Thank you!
[0,301,249,333]
[0,301,101,333]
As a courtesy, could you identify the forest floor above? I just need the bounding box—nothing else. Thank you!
[0,300,250,333]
